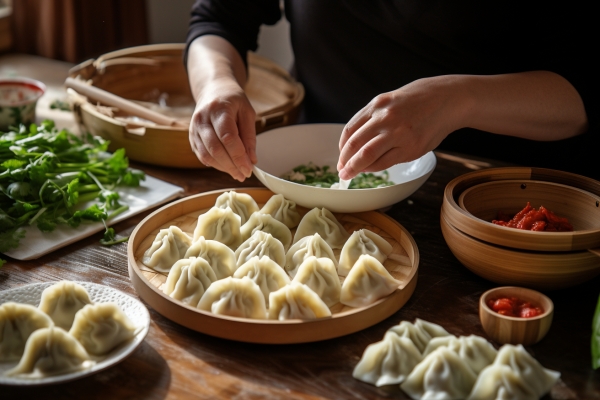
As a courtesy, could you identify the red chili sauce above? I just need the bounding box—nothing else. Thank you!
[487,297,544,318]
[492,202,573,232]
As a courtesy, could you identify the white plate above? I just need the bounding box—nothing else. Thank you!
[3,175,184,260]
[253,124,437,213]
[0,281,150,386]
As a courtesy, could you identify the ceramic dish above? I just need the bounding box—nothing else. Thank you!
[127,188,419,344]
[0,78,46,131]
[0,281,150,386]
[252,123,436,213]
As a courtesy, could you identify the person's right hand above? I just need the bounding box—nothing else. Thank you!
[189,76,257,182]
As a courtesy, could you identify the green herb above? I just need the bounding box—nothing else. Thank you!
[49,99,71,112]
[0,120,144,252]
[0,258,5,268]
[593,293,600,369]
[281,162,394,189]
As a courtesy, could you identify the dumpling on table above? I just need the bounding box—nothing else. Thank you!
[268,282,332,321]
[6,326,92,377]
[38,281,93,331]
[293,207,350,249]
[69,302,138,356]
[423,335,498,375]
[338,229,393,276]
[235,231,286,268]
[197,277,267,319]
[184,236,237,279]
[387,319,452,354]
[292,256,341,307]
[193,206,242,249]
[240,212,292,251]
[467,364,537,400]
[142,225,192,273]
[214,190,259,225]
[259,194,301,229]
[233,256,290,307]
[0,302,53,361]
[163,257,219,307]
[284,233,338,278]
[340,254,401,308]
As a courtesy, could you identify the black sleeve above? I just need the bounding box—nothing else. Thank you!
[184,0,282,67]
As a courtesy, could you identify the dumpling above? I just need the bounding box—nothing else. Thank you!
[197,277,267,319]
[184,236,237,279]
[38,281,93,331]
[492,344,560,398]
[423,335,498,375]
[214,190,259,225]
[193,206,242,249]
[353,331,423,387]
[268,282,332,320]
[233,256,290,306]
[293,207,350,249]
[259,194,301,229]
[6,327,92,377]
[284,233,338,278]
[142,226,192,273]
[400,346,478,400]
[235,231,286,268]
[338,229,393,276]
[340,254,401,307]
[163,257,218,307]
[0,302,53,361]
[387,319,452,354]
[292,256,341,307]
[240,212,292,250]
[467,364,537,400]
[69,303,137,356]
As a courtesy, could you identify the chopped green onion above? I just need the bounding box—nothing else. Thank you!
[281,162,394,189]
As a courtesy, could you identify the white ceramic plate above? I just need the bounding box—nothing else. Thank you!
[253,124,437,213]
[0,281,150,386]
[3,175,184,260]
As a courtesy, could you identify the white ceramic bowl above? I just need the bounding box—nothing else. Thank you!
[253,123,437,213]
[0,78,46,131]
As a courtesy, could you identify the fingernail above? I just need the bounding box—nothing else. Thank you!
[339,170,348,180]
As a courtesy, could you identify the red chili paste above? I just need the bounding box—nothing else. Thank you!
[492,202,573,232]
[487,297,544,318]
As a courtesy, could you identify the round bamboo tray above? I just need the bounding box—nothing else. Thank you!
[127,188,419,344]
[68,43,304,169]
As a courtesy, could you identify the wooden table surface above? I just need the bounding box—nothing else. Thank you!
[1,151,599,399]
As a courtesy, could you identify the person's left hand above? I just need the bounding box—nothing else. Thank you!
[337,76,467,180]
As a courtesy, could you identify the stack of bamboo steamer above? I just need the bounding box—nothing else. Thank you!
[68,44,304,169]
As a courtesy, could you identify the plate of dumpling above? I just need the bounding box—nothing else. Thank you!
[128,188,419,343]
[0,281,150,385]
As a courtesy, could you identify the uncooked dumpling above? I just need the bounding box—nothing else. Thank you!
[197,277,267,319]
[240,212,292,251]
[38,281,93,331]
[338,229,393,276]
[193,206,242,249]
[467,364,537,400]
[292,256,341,307]
[163,257,218,307]
[143,225,192,273]
[259,194,301,229]
[387,319,452,354]
[268,282,331,320]
[340,254,401,307]
[184,236,237,279]
[293,207,350,249]
[423,335,498,375]
[0,302,53,361]
[235,231,286,268]
[214,191,259,225]
[233,256,290,306]
[284,233,338,278]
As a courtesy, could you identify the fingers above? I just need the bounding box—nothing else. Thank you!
[339,107,371,153]
[338,130,391,180]
[238,106,257,165]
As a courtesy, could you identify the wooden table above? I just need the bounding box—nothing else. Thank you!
[1,152,599,399]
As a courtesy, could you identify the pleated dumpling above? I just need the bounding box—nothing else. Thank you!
[235,231,286,268]
[387,319,452,354]
[259,194,301,229]
[293,207,350,249]
[6,327,92,377]
[423,335,498,375]
[340,254,401,307]
[400,347,478,400]
[338,229,393,276]
[467,364,537,400]
[69,303,138,356]
[353,331,423,387]
[163,257,218,307]
[284,233,338,278]
[193,207,242,249]
[0,302,53,361]
[142,226,192,273]
[292,256,341,307]
[268,282,331,320]
[38,281,93,331]
[184,236,236,279]
[240,213,292,251]
[198,277,267,319]
[214,190,259,225]
[233,256,290,306]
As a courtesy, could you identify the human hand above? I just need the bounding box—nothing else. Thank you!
[337,76,466,180]
[189,77,257,181]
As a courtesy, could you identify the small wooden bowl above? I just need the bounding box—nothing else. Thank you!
[479,286,553,345]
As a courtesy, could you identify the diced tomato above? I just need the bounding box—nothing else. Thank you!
[487,296,544,318]
[492,202,573,232]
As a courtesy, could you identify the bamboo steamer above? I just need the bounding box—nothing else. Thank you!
[68,43,304,169]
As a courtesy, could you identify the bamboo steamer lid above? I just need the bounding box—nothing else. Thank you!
[68,43,304,169]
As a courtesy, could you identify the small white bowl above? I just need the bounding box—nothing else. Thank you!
[253,123,436,213]
[0,78,46,131]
